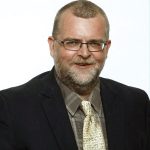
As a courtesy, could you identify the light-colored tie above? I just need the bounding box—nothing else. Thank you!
[81,101,106,150]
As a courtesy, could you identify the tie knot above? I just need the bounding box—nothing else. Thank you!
[81,101,93,116]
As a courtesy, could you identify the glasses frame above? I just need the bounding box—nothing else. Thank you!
[55,39,108,52]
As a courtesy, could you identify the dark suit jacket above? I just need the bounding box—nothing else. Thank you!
[0,68,150,150]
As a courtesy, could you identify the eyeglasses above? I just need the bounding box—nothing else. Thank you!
[55,39,108,52]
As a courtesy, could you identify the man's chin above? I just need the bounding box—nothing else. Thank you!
[72,66,94,74]
[70,72,97,86]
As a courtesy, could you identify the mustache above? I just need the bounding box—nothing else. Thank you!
[73,58,96,64]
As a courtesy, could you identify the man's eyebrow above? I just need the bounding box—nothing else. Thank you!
[63,37,82,41]
[87,39,105,42]
[62,37,105,42]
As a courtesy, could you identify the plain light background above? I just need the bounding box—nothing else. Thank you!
[0,0,149,97]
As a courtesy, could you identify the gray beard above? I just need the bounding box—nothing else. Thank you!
[55,64,103,96]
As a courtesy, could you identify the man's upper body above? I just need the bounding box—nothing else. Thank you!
[0,68,150,150]
[0,0,150,150]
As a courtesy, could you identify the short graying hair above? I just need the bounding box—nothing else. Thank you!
[52,0,110,39]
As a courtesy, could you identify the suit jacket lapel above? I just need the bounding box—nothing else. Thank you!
[40,69,78,150]
[100,78,126,150]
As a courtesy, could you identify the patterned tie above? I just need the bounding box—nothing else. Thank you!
[81,101,106,150]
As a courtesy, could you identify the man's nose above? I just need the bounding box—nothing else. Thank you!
[77,43,91,58]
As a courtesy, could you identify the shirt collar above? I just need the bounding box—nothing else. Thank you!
[90,83,101,113]
[55,74,101,116]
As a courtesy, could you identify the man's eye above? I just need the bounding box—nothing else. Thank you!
[65,41,80,47]
[89,42,102,47]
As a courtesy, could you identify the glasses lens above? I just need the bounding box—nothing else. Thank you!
[64,40,80,51]
[88,42,105,51]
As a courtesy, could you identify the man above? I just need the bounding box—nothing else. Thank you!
[0,0,149,150]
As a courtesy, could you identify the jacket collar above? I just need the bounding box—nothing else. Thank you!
[39,68,78,150]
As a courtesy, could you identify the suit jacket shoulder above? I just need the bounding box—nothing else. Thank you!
[0,69,78,150]
[0,71,53,104]
[100,77,149,101]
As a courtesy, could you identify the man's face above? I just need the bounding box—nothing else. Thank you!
[48,12,111,86]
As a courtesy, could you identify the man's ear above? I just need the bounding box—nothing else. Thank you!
[106,40,111,50]
[103,40,111,59]
[48,36,55,57]
[105,40,111,56]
